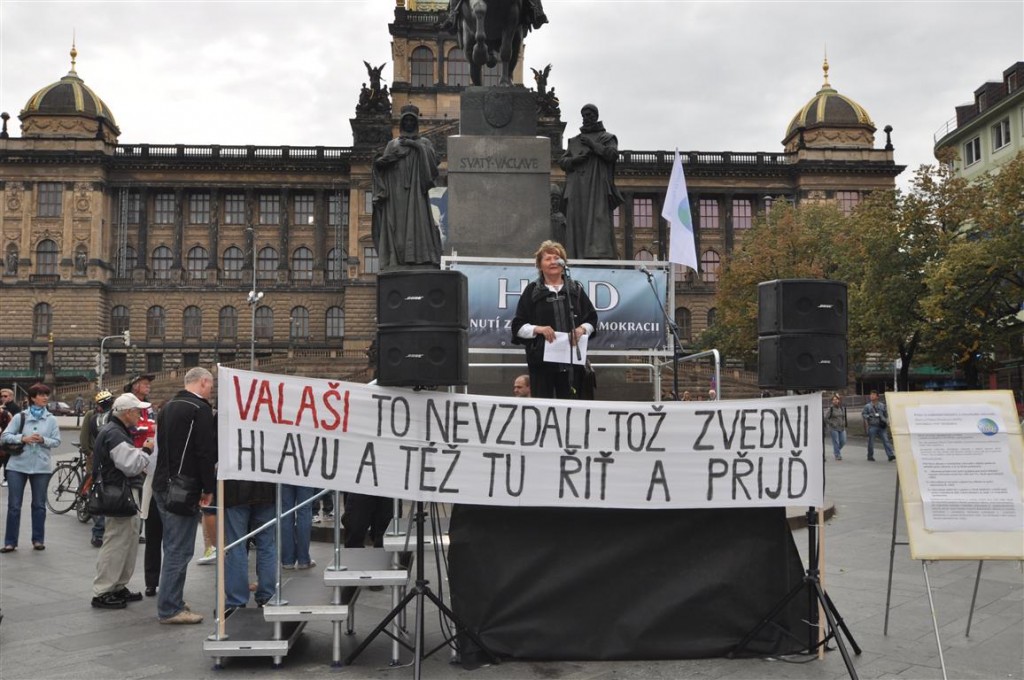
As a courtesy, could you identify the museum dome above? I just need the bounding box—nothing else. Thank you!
[783,59,874,151]
[19,44,120,141]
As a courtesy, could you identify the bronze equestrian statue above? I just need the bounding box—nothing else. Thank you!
[444,0,547,86]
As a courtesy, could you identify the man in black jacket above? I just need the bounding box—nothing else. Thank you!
[153,367,217,625]
[90,393,153,609]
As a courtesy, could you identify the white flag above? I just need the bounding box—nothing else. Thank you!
[662,149,698,270]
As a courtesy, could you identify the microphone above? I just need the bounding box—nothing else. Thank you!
[556,258,567,268]
[639,265,653,279]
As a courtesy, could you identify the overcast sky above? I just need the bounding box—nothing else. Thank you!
[2,0,1022,190]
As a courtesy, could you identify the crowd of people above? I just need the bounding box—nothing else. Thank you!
[0,365,403,624]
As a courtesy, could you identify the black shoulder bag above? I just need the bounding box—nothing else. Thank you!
[87,456,139,518]
[165,406,202,516]
[0,413,26,456]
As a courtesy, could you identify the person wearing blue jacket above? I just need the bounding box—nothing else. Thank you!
[1,383,61,552]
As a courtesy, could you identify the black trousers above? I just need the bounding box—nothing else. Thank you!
[144,497,163,589]
[530,363,581,400]
[343,494,394,548]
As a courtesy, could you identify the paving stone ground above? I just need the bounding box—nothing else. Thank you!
[0,426,1020,680]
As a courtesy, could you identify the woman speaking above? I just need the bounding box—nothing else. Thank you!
[511,241,597,399]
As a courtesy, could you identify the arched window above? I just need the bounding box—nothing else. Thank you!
[117,244,137,277]
[290,306,309,340]
[675,307,692,342]
[219,306,238,338]
[33,302,52,337]
[326,307,345,339]
[327,248,343,282]
[700,249,721,283]
[291,247,313,281]
[152,246,173,280]
[183,306,202,339]
[411,47,434,87]
[707,308,718,328]
[111,305,130,335]
[147,306,166,339]
[446,48,471,86]
[257,246,278,280]
[254,306,274,340]
[186,246,208,280]
[222,246,244,280]
[634,249,654,261]
[36,239,58,275]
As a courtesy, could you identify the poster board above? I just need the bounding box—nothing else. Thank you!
[887,390,1024,561]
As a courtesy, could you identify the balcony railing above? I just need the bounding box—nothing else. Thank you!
[115,144,353,162]
[617,150,788,167]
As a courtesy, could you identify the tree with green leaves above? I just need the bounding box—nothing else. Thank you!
[707,151,1023,392]
[702,201,847,364]
[919,153,1024,388]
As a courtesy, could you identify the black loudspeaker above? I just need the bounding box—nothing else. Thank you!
[758,334,847,389]
[757,279,847,336]
[378,270,469,328]
[376,327,469,386]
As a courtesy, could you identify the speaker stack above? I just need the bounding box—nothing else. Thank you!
[757,279,848,389]
[376,270,470,387]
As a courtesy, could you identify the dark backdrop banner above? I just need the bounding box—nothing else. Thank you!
[449,506,809,661]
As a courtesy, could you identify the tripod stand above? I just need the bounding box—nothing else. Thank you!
[730,507,861,679]
[343,501,498,679]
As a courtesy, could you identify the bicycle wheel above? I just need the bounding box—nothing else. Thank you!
[76,473,93,522]
[46,464,82,515]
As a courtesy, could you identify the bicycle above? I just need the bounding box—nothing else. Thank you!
[46,447,93,522]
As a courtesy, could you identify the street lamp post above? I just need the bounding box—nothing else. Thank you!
[247,227,263,370]
[98,330,131,390]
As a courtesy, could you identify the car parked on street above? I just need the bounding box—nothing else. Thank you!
[47,401,76,416]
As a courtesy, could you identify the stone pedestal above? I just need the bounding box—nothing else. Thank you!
[447,136,551,257]
[446,87,551,258]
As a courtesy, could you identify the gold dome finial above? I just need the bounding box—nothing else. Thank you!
[70,32,78,74]
[822,46,830,88]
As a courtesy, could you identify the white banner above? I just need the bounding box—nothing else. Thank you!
[217,367,825,509]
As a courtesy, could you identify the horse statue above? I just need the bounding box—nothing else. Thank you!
[456,0,536,86]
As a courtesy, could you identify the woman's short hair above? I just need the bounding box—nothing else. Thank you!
[533,240,567,270]
[27,383,51,399]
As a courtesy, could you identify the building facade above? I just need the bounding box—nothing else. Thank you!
[0,2,902,398]
[933,62,1024,180]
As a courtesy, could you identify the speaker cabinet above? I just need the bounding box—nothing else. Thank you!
[758,334,847,389]
[376,327,469,387]
[758,279,847,335]
[378,270,469,328]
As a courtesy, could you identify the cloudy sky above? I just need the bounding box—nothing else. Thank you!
[1,0,1022,189]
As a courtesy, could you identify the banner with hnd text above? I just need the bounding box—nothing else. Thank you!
[217,367,824,509]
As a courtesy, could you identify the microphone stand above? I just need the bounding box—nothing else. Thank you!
[640,267,682,399]
[560,263,582,395]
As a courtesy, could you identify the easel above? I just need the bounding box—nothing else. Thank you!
[883,474,992,680]
[883,390,1024,680]
[730,505,861,679]
[343,500,498,679]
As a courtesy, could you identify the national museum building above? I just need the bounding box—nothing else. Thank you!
[0,1,902,397]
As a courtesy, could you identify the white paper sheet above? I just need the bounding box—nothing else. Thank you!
[542,332,589,365]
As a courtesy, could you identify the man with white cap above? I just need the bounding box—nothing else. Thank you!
[90,393,154,609]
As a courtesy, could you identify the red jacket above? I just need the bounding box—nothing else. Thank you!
[131,407,155,448]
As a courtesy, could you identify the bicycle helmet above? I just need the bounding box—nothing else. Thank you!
[95,390,114,410]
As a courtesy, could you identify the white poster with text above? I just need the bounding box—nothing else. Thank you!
[907,405,1022,532]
